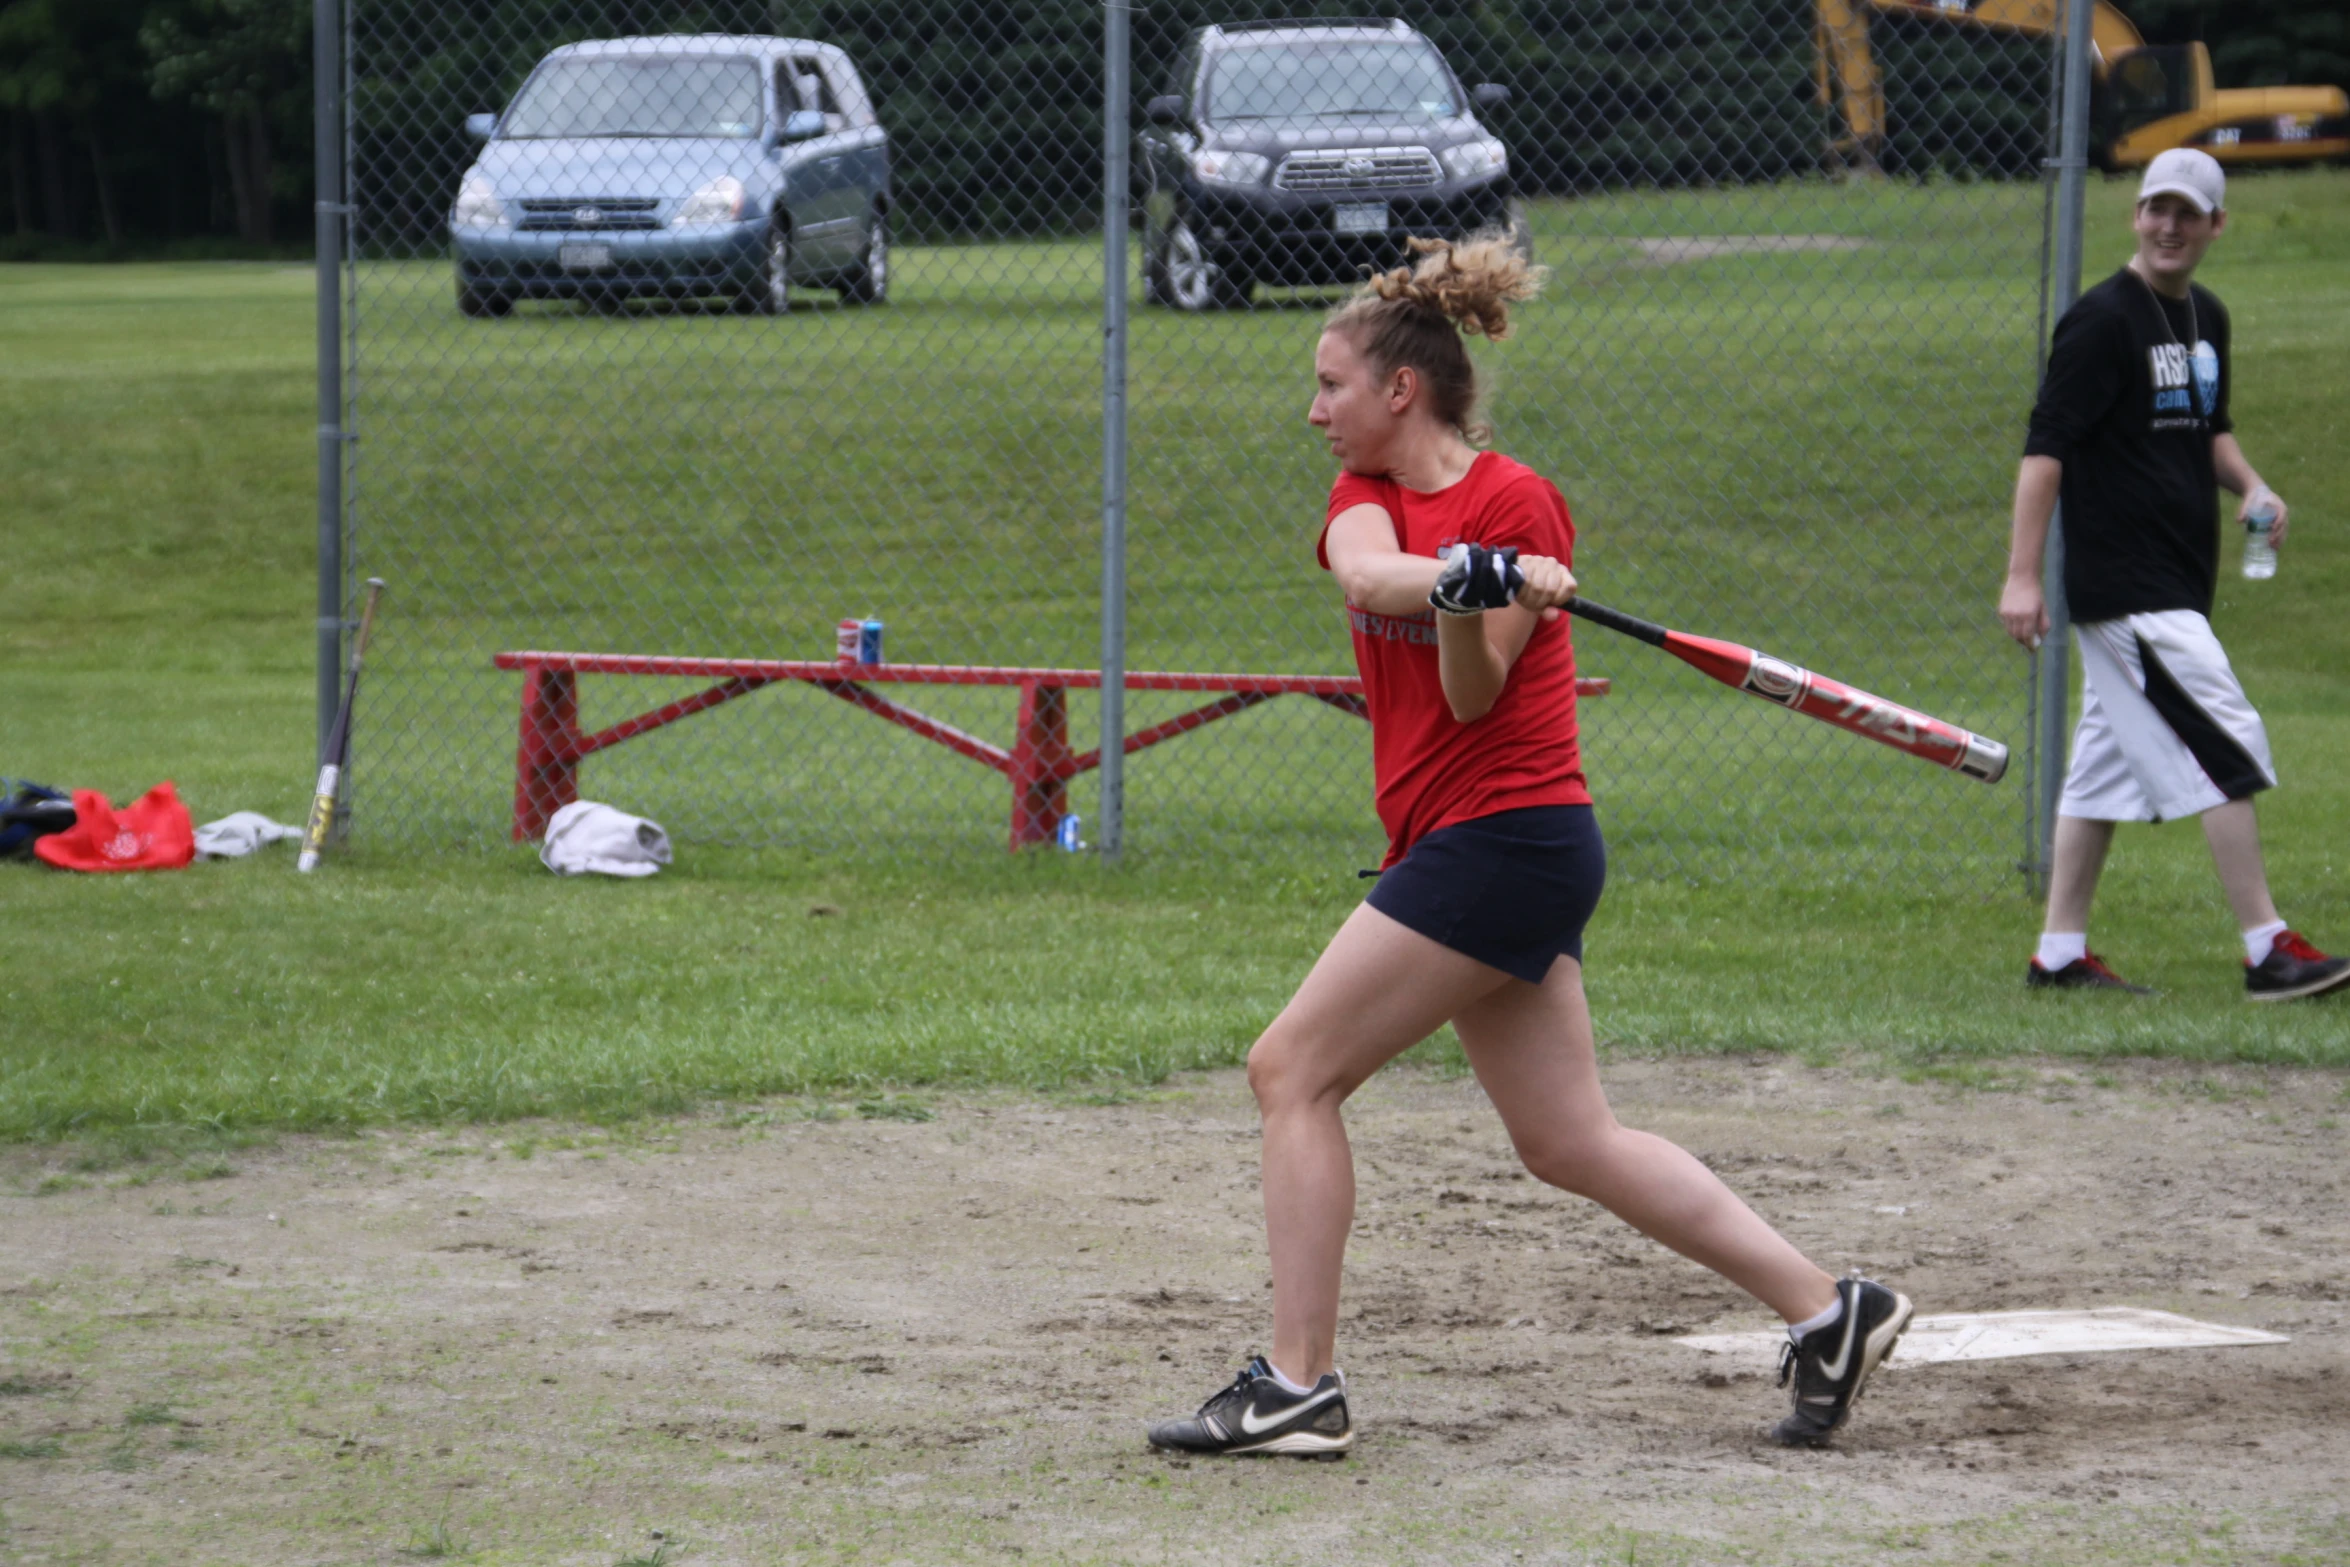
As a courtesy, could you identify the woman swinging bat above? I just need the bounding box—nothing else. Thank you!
[1145,236,1911,1458]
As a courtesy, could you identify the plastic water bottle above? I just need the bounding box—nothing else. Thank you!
[2241,501,2278,581]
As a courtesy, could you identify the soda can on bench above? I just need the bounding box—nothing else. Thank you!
[836,618,885,666]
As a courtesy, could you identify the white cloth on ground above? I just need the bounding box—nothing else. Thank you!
[194,812,303,859]
[540,801,673,878]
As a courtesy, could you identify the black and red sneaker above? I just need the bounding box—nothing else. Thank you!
[2245,931,2350,1002]
[2025,952,2152,994]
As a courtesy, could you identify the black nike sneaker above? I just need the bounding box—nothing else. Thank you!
[2026,952,2152,994]
[2244,930,2350,1002]
[1771,1276,1913,1448]
[1146,1357,1353,1457]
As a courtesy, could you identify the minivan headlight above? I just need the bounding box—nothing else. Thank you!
[1439,137,1508,183]
[1189,148,1269,186]
[451,173,505,229]
[674,175,747,226]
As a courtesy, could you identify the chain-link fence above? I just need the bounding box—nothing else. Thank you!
[334,0,2058,881]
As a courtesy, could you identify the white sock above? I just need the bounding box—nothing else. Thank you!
[1264,1361,1317,1395]
[2037,932,2088,971]
[2243,919,2288,966]
[1787,1293,1845,1343]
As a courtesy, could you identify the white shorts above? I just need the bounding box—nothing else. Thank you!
[2060,609,2275,823]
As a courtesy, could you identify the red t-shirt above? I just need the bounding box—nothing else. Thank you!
[1319,450,1590,866]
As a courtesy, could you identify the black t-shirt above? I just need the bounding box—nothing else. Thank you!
[2023,267,2232,623]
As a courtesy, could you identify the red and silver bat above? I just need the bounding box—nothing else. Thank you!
[1563,596,2008,784]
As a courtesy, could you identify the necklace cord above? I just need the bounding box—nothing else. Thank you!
[2132,265,2197,350]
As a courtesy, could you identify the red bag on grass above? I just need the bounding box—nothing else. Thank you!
[34,782,196,873]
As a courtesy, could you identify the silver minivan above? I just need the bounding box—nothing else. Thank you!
[449,34,890,315]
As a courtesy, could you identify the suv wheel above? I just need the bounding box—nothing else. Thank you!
[839,210,888,306]
[1155,215,1247,311]
[739,222,790,315]
[457,281,512,318]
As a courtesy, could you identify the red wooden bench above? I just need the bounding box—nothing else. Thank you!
[495,650,1609,850]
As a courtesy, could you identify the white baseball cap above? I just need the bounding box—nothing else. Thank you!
[2137,148,2225,213]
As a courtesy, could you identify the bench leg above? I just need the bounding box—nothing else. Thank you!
[1008,681,1071,850]
[513,666,580,842]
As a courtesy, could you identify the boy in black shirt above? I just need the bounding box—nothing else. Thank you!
[1999,149,2347,1002]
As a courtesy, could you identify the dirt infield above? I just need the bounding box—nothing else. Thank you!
[5,1056,2347,1566]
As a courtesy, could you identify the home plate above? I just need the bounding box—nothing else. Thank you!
[1676,1307,2288,1370]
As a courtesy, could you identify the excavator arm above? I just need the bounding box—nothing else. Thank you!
[1814,0,1887,166]
[1813,0,2145,171]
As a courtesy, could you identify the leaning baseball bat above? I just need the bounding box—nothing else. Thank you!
[1562,596,2008,784]
[297,578,387,872]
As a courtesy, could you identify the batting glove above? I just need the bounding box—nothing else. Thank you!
[1428,543,1523,615]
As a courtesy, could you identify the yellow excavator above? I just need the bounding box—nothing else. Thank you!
[1816,0,2349,172]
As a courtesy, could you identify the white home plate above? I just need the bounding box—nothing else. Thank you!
[1676,1307,2288,1370]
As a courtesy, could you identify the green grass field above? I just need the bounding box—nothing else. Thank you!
[3,172,2345,1144]
[111,176,2069,864]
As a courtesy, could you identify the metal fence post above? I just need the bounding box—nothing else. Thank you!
[314,0,346,771]
[1097,0,1130,862]
[2029,0,2095,894]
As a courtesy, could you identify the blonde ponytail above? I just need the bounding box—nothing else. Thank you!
[1326,231,1548,443]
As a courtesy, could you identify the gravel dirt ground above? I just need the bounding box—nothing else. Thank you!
[4,1055,2347,1566]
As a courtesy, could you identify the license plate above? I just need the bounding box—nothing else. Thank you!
[1332,203,1388,234]
[558,243,613,270]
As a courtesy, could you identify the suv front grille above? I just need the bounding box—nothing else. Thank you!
[1273,147,1440,192]
[517,198,663,231]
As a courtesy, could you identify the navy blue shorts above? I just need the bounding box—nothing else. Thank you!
[1365,805,1606,984]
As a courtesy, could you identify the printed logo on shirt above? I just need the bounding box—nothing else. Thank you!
[1349,606,1438,646]
[2191,340,2219,416]
[2147,340,2215,430]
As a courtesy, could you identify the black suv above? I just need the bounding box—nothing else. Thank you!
[1136,18,1516,310]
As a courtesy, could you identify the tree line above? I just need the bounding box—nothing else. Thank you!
[2,0,309,252]
[4,0,2341,255]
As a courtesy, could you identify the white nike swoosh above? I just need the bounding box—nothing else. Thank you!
[1816,1301,1862,1382]
[1239,1385,1340,1436]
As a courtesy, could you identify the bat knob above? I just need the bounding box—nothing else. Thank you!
[1957,733,2010,785]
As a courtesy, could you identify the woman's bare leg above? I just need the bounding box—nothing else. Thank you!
[1453,958,1837,1323]
[1248,903,1514,1383]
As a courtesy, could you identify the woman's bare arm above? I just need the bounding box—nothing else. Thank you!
[1326,507,1567,722]
[1435,603,1544,722]
[1323,504,1442,614]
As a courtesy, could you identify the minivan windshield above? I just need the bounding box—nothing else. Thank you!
[501,57,764,139]
[1207,42,1456,120]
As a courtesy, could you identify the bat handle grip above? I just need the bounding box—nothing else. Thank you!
[1561,596,1669,648]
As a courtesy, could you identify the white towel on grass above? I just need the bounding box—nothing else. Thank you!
[194,812,302,859]
[540,801,672,878]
